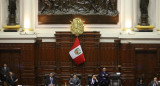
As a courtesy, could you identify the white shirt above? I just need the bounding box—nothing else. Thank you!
[91,78,98,84]
[91,78,94,84]
[153,82,156,86]
[4,67,6,70]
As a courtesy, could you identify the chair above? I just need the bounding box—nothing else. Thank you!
[87,74,99,86]
[44,73,57,86]
[44,74,49,86]
[69,74,81,86]
[70,74,82,80]
[87,74,99,79]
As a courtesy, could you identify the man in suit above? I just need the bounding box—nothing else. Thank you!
[69,74,81,86]
[1,64,10,85]
[99,67,109,86]
[88,74,98,86]
[6,72,18,86]
[45,72,57,86]
[0,74,3,85]
[148,77,160,86]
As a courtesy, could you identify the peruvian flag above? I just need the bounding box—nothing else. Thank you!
[69,37,85,65]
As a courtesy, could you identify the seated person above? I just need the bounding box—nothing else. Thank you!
[99,67,109,86]
[69,74,81,86]
[6,72,18,86]
[87,74,98,86]
[148,76,160,86]
[45,72,57,86]
[0,74,3,85]
[136,77,145,86]
[1,64,10,85]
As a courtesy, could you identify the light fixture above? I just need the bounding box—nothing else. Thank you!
[125,21,132,29]
[123,21,134,34]
[21,0,34,35]
[21,16,34,35]
[24,18,30,29]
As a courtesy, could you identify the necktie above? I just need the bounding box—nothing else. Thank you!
[4,67,6,72]
[73,79,76,84]
[154,82,156,86]
[11,76,13,81]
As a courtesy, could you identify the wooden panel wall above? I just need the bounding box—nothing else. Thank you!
[0,32,160,86]
[54,32,101,85]
[0,44,35,85]
[120,44,160,86]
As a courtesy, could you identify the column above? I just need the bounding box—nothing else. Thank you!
[150,0,157,31]
[23,0,33,30]
[123,0,133,30]
[133,0,138,29]
[1,0,9,31]
[158,0,160,30]
[0,0,2,31]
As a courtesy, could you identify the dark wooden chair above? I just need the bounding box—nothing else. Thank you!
[44,73,57,86]
[69,74,82,86]
[87,74,99,86]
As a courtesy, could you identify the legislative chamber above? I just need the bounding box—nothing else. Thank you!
[0,0,160,86]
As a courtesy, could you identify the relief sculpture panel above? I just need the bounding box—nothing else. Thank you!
[38,0,119,24]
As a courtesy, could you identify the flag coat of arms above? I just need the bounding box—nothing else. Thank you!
[69,37,85,65]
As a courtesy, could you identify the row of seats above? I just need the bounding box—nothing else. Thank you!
[44,73,121,86]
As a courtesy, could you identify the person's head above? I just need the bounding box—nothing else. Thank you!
[138,77,144,83]
[3,64,7,67]
[92,74,96,79]
[9,72,13,76]
[73,74,77,78]
[153,77,158,82]
[102,67,106,72]
[49,73,54,77]
[140,79,143,83]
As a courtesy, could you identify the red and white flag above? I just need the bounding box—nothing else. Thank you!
[69,37,85,65]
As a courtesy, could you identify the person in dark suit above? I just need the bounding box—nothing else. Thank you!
[99,67,109,86]
[1,64,10,85]
[148,77,160,86]
[6,72,18,86]
[136,77,145,86]
[0,74,3,85]
[69,74,81,86]
[88,74,98,86]
[45,73,57,86]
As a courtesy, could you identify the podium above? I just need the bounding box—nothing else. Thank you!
[110,73,121,86]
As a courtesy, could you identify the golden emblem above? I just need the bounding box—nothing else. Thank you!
[70,18,84,36]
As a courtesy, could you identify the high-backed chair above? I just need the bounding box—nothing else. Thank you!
[69,74,81,86]
[87,74,99,86]
[70,74,82,80]
[44,73,57,86]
